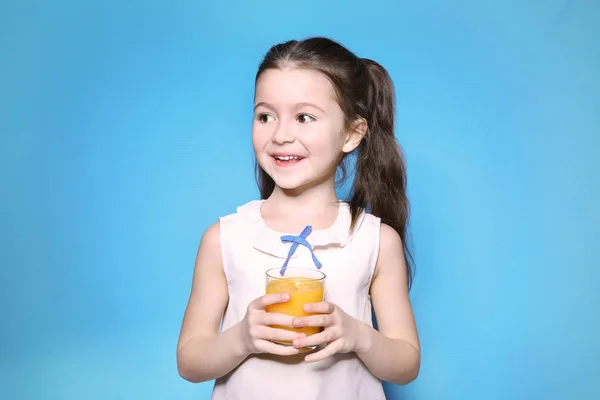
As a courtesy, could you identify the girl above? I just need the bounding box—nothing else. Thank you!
[177,37,420,400]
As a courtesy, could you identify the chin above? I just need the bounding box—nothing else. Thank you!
[268,171,333,194]
[258,166,304,189]
[271,177,309,192]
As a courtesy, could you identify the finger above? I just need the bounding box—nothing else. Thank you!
[293,329,336,349]
[292,314,333,328]
[303,302,335,314]
[256,340,302,356]
[304,341,341,363]
[256,325,307,343]
[260,312,296,327]
[251,293,290,310]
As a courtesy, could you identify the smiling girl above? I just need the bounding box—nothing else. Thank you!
[177,37,420,400]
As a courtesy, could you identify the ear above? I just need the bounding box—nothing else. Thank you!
[342,118,367,154]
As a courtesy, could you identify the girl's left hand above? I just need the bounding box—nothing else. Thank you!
[291,302,367,363]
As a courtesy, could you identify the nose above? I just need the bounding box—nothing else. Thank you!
[272,120,295,144]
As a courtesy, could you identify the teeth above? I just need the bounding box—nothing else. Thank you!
[276,155,301,161]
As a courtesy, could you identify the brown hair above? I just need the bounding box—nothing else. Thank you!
[254,37,414,289]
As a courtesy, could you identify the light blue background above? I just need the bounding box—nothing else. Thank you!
[1,0,598,399]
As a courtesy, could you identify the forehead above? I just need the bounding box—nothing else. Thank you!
[254,67,337,107]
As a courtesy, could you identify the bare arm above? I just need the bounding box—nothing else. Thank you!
[176,222,246,383]
[355,223,421,385]
[177,222,305,383]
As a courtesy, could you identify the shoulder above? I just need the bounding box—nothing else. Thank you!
[374,222,406,276]
[379,223,403,252]
[198,199,261,250]
[342,207,381,252]
[201,221,221,247]
[350,210,401,254]
[195,221,223,267]
[353,207,396,244]
[214,200,263,254]
[219,199,262,224]
[350,207,381,235]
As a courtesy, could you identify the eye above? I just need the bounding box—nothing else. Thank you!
[257,113,275,123]
[296,114,316,124]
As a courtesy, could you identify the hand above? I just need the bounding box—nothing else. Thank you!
[291,302,367,363]
[240,293,307,356]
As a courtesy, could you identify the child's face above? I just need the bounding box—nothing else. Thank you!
[252,67,358,193]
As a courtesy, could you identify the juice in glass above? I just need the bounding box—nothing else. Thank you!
[265,267,325,346]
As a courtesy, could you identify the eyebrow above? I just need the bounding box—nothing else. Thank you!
[253,102,326,114]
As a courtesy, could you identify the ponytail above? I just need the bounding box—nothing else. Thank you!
[349,58,414,289]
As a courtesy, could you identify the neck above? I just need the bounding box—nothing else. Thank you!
[266,180,339,217]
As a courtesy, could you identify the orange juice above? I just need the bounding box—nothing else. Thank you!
[265,268,325,345]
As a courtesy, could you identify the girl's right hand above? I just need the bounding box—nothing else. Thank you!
[240,293,305,356]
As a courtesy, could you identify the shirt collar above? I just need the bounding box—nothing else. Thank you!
[238,200,366,260]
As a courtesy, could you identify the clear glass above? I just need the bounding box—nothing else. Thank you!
[265,267,326,345]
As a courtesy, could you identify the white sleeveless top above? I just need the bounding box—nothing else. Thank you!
[212,200,386,400]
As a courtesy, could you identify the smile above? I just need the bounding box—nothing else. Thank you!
[271,155,305,166]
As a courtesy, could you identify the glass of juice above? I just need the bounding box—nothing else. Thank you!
[265,267,326,347]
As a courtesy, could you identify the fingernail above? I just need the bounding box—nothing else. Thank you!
[281,293,290,301]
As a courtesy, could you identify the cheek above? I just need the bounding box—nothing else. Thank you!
[311,131,345,156]
[251,126,267,151]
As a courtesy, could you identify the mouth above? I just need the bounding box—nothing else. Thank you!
[271,154,305,166]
